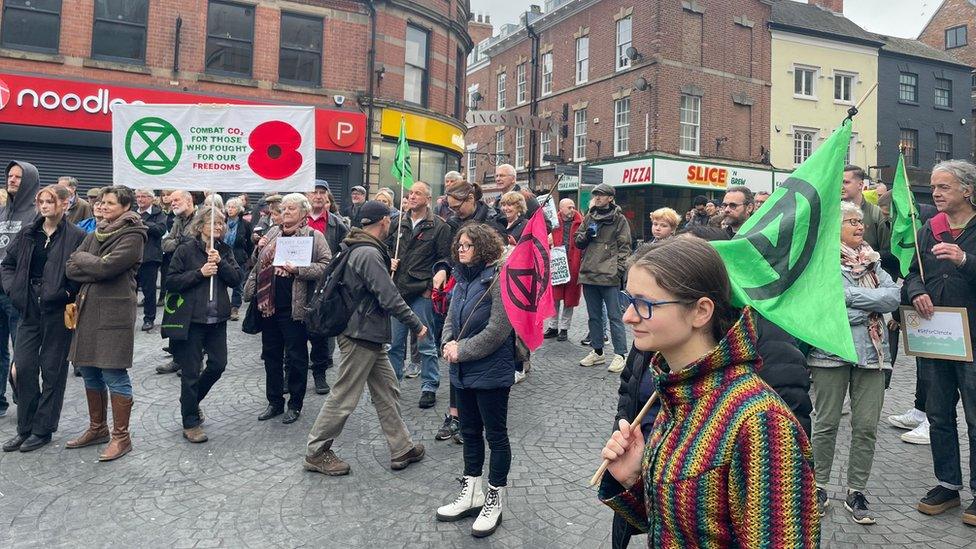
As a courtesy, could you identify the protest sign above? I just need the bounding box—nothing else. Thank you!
[112,104,315,192]
[550,246,571,286]
[273,237,314,267]
[536,194,560,230]
[900,306,973,362]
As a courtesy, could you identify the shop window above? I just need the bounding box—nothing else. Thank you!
[616,17,632,71]
[935,78,952,108]
[279,12,323,87]
[679,94,700,155]
[946,25,967,49]
[404,24,429,106]
[576,36,589,85]
[794,66,816,98]
[91,0,148,63]
[900,128,918,166]
[1,0,61,53]
[793,127,817,165]
[496,129,506,164]
[833,71,854,103]
[935,132,952,163]
[574,109,587,161]
[899,73,918,103]
[517,63,527,104]
[614,97,630,156]
[515,127,526,169]
[541,52,553,96]
[497,73,507,110]
[206,1,255,77]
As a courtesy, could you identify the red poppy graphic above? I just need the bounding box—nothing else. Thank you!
[248,120,303,180]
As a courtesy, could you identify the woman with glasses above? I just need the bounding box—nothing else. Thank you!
[435,223,514,538]
[808,201,899,525]
[444,180,492,233]
[599,237,819,547]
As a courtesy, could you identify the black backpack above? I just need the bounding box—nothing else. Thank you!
[305,242,375,337]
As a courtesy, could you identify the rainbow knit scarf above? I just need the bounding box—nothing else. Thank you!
[602,307,820,548]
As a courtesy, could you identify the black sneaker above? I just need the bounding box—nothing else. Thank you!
[963,499,976,527]
[419,391,436,409]
[155,361,181,374]
[543,328,558,339]
[436,414,460,441]
[816,487,829,516]
[312,371,330,395]
[556,330,567,342]
[845,491,875,525]
[918,485,961,516]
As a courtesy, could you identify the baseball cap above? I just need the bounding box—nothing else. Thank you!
[359,200,390,226]
[314,179,330,190]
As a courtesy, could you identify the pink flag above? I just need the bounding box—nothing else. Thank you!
[500,208,555,351]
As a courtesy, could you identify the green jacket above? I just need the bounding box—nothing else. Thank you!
[574,204,631,287]
[859,199,883,251]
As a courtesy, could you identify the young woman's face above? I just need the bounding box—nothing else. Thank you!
[36,191,65,219]
[458,234,475,265]
[622,266,697,353]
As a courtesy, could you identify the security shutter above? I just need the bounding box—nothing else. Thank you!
[0,140,113,192]
[316,163,347,208]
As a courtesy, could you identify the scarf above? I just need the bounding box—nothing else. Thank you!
[224,216,239,246]
[95,211,141,243]
[841,242,885,365]
[255,222,306,318]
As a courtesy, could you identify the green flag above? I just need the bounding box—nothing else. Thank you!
[391,116,414,191]
[712,120,857,362]
[890,154,919,277]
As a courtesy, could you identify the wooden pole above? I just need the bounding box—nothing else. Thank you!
[209,197,215,301]
[588,391,659,487]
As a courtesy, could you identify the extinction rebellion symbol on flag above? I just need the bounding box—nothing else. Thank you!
[504,235,551,312]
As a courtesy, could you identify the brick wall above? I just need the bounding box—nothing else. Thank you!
[918,0,976,68]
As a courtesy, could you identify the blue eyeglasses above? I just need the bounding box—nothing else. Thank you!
[619,291,690,320]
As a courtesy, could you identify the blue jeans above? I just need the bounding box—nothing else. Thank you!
[390,295,439,393]
[0,292,21,411]
[231,281,243,309]
[582,284,627,356]
[80,367,133,397]
[920,358,976,491]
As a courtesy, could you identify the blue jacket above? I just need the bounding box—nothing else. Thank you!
[443,263,515,390]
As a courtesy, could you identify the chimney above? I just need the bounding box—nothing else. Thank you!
[809,0,843,14]
[467,13,494,46]
[530,4,542,14]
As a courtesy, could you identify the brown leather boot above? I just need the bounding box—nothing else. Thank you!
[66,389,110,449]
[99,394,133,461]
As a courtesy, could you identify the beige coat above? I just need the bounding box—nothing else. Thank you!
[243,225,331,322]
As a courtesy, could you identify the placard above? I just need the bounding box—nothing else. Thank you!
[900,306,973,361]
[112,104,315,192]
[273,237,314,267]
[550,246,571,286]
[536,193,560,230]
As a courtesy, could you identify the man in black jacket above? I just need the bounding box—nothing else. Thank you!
[903,160,976,525]
[134,189,168,332]
[388,181,452,408]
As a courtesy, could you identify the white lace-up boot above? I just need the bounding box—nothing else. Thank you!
[436,476,484,521]
[471,484,503,537]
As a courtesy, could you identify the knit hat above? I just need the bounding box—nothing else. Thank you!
[359,200,390,226]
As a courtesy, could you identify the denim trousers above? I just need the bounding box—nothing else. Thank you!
[80,367,133,397]
[390,295,439,393]
[919,358,976,491]
[582,284,627,355]
[457,385,511,487]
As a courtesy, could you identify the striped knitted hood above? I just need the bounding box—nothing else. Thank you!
[651,306,762,406]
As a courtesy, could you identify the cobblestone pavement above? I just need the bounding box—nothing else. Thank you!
[0,312,973,548]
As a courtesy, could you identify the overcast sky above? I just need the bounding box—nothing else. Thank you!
[469,0,940,40]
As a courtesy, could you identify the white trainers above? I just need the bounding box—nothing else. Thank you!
[579,350,606,367]
[514,371,527,384]
[607,354,625,373]
[471,484,503,537]
[888,408,925,430]
[436,476,485,522]
[901,418,930,445]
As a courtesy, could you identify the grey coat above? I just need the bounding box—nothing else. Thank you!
[808,261,900,369]
[243,225,331,322]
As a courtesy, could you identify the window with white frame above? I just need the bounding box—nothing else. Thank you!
[794,66,816,98]
[834,72,854,103]
[540,130,552,165]
[576,36,589,84]
[616,17,632,71]
[793,127,817,165]
[614,97,630,156]
[679,94,700,155]
[495,129,505,164]
[515,127,526,168]
[466,145,477,183]
[467,84,479,109]
[574,109,587,161]
[542,52,553,96]
[516,63,527,104]
[497,73,507,110]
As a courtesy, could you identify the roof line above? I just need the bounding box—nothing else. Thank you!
[916,0,947,40]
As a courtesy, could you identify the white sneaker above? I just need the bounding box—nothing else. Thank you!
[888,408,925,430]
[514,371,527,384]
[404,363,421,379]
[901,418,930,445]
[579,350,606,367]
[436,476,485,522]
[607,354,625,373]
[471,484,503,537]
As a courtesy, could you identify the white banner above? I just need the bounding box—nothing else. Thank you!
[550,246,571,286]
[112,104,315,192]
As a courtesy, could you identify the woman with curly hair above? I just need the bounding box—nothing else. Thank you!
[435,223,515,537]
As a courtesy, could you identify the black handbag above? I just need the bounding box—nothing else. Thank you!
[241,299,261,334]
[160,292,191,340]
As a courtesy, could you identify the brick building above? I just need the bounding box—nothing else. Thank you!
[0,0,472,202]
[464,0,777,241]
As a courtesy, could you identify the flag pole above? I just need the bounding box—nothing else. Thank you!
[209,192,215,301]
[588,390,659,487]
[902,159,926,284]
[393,115,407,268]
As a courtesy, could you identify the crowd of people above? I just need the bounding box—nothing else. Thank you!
[0,156,974,544]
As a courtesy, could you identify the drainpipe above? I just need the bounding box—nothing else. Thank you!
[173,17,182,74]
[526,14,540,190]
[363,0,378,190]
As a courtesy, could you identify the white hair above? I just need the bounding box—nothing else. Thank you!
[203,194,224,210]
[496,164,516,177]
[444,170,464,183]
[280,192,311,213]
[225,197,244,212]
[933,160,976,207]
[840,200,863,220]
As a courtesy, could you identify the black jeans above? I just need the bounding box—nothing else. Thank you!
[137,261,161,322]
[13,295,72,436]
[914,358,931,413]
[261,313,308,411]
[457,385,511,487]
[309,334,334,375]
[921,358,976,491]
[174,322,228,429]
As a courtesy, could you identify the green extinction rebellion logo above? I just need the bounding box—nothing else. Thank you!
[125,117,183,175]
